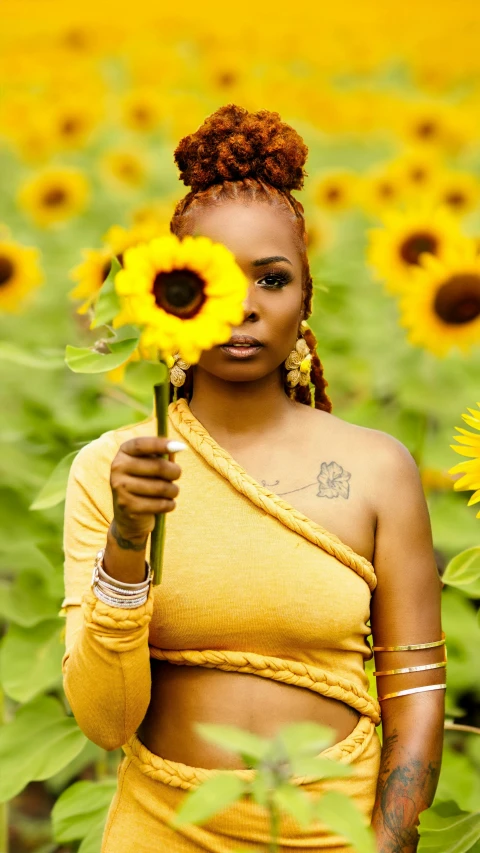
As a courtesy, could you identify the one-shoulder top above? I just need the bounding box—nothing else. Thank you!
[62,399,380,752]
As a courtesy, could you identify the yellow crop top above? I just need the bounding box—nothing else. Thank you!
[62,398,381,751]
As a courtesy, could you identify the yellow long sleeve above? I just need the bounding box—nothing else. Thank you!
[62,431,154,751]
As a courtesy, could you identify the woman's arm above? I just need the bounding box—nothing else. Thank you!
[369,435,445,852]
[62,436,153,751]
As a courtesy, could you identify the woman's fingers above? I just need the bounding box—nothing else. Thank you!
[120,475,179,499]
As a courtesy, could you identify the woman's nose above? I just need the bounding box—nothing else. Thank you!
[242,284,259,322]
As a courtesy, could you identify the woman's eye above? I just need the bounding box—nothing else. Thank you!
[259,273,290,288]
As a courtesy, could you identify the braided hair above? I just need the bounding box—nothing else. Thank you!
[169,104,332,413]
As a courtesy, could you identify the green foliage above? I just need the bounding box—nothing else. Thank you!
[443,547,480,598]
[172,720,374,853]
[0,618,64,702]
[51,779,117,844]
[0,696,86,802]
[30,450,79,510]
[418,801,480,852]
[65,326,141,374]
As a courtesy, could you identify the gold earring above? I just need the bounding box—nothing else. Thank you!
[285,334,312,387]
[169,353,192,387]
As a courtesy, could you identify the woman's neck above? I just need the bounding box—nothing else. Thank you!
[188,366,297,447]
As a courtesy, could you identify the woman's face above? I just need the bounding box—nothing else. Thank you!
[183,199,305,383]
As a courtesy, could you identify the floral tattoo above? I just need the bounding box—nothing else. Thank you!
[261,460,352,499]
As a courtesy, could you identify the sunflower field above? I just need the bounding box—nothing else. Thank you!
[1,0,480,850]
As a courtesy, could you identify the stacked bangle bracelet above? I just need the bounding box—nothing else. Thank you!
[373,633,447,702]
[91,548,152,609]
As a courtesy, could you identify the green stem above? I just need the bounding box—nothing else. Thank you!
[268,798,279,853]
[150,377,170,585]
[0,687,8,853]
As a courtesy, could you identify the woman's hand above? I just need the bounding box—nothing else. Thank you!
[110,437,184,546]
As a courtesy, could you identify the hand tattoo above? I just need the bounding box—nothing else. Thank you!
[111,520,148,551]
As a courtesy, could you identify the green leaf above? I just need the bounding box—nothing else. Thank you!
[0,618,64,702]
[316,791,377,853]
[290,756,352,782]
[173,773,248,826]
[0,341,65,370]
[90,257,122,329]
[121,359,169,400]
[442,548,480,598]
[52,779,117,842]
[276,721,334,760]
[273,783,313,829]
[0,569,60,627]
[30,450,79,510]
[0,695,86,802]
[195,723,270,763]
[250,768,274,808]
[418,804,480,852]
[65,330,140,374]
[78,817,110,853]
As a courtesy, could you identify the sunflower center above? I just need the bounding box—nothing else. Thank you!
[153,269,206,319]
[444,191,466,209]
[0,256,14,286]
[42,186,67,207]
[410,167,426,184]
[60,117,80,136]
[378,181,395,199]
[416,120,437,139]
[400,232,438,266]
[326,187,341,202]
[433,274,480,325]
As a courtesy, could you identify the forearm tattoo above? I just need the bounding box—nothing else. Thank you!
[111,519,148,551]
[373,730,440,853]
[261,461,351,499]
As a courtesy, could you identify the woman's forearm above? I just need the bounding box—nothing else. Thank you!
[371,695,444,853]
[62,587,153,751]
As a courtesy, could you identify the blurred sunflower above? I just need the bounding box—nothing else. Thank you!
[69,247,115,314]
[101,149,147,188]
[399,242,480,356]
[434,171,480,217]
[18,167,89,227]
[312,171,358,213]
[449,402,480,518]
[49,97,101,151]
[367,206,467,294]
[121,88,164,133]
[0,236,43,312]
[113,235,248,363]
[399,100,471,154]
[420,467,456,495]
[357,167,404,218]
[130,198,176,231]
[388,148,443,197]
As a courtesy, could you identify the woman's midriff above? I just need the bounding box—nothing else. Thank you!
[137,660,361,770]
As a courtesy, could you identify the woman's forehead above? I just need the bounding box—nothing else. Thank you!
[186,200,301,264]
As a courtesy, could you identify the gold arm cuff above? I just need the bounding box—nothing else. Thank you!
[372,633,445,652]
[378,683,446,701]
[374,661,446,677]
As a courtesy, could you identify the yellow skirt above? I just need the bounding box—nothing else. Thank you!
[101,715,381,852]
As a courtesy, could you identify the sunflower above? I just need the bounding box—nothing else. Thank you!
[388,148,443,198]
[0,236,43,312]
[50,99,100,151]
[398,100,471,154]
[449,402,480,518]
[18,167,89,226]
[121,88,164,133]
[113,235,248,364]
[367,205,468,294]
[399,242,480,356]
[311,171,357,213]
[357,167,405,218]
[434,171,480,217]
[69,247,115,314]
[101,149,147,188]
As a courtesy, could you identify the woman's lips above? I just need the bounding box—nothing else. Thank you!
[220,344,263,358]
[219,335,264,358]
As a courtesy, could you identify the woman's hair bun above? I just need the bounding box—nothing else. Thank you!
[174,104,308,194]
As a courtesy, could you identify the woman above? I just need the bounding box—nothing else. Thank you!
[62,105,445,852]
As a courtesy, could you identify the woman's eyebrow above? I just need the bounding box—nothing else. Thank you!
[252,255,293,267]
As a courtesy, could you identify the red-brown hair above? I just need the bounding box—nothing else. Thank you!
[169,104,332,412]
